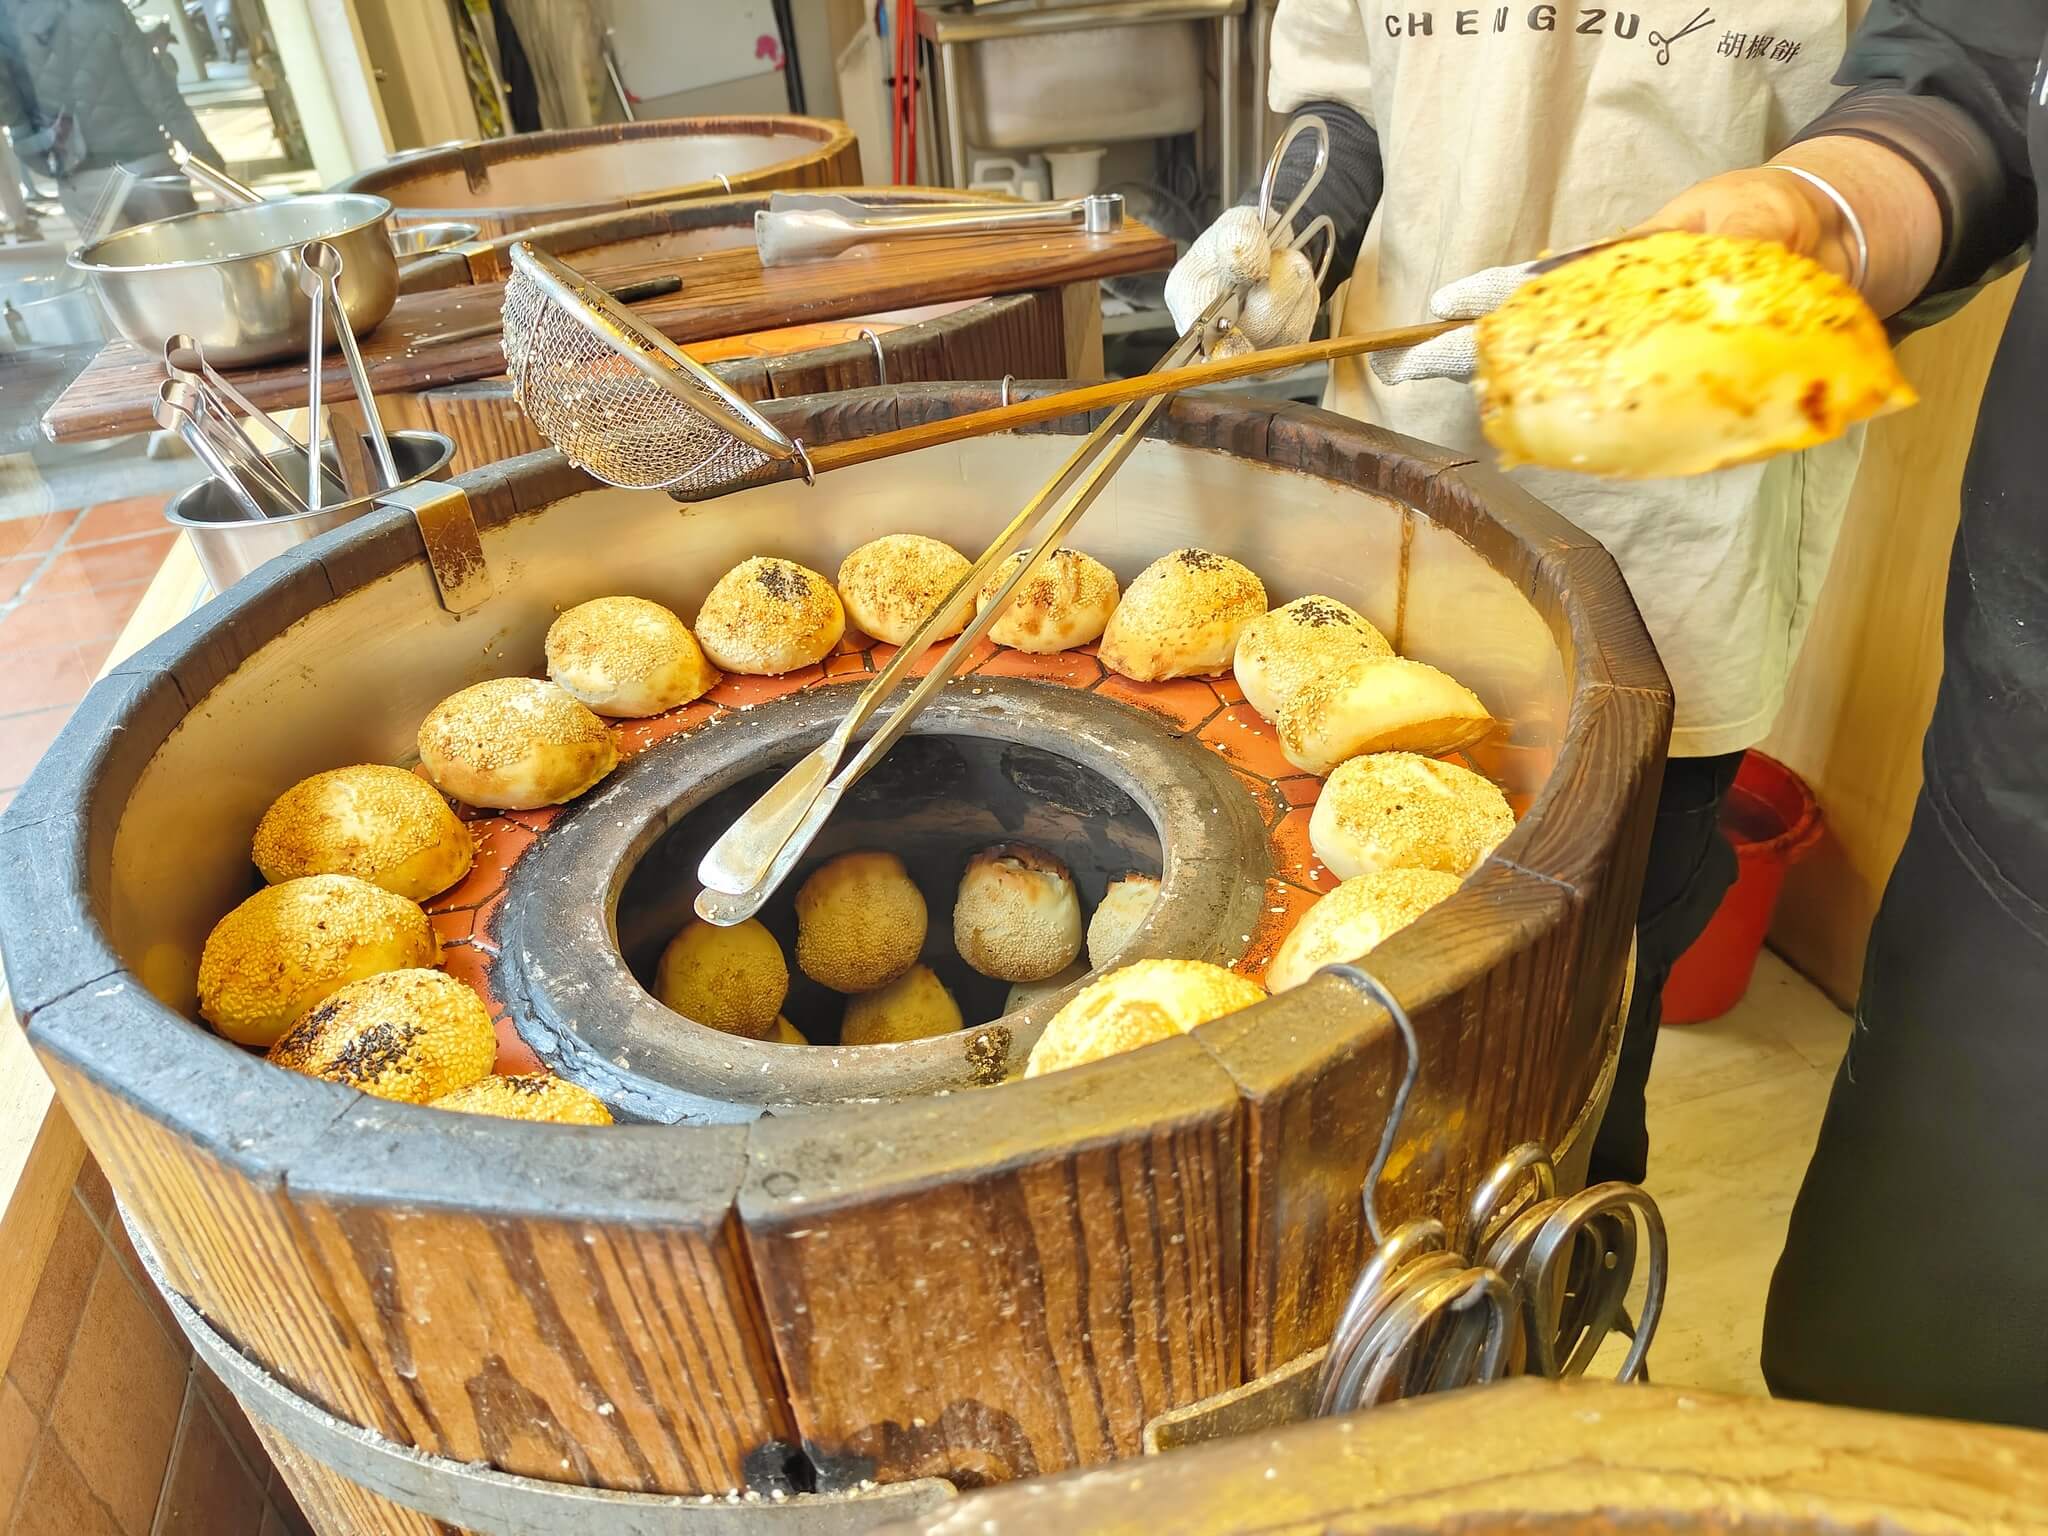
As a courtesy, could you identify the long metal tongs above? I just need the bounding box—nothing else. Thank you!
[692,120,1335,923]
[755,190,1126,266]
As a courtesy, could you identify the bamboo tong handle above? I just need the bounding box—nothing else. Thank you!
[795,319,1460,478]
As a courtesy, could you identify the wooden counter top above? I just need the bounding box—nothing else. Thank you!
[41,224,1174,444]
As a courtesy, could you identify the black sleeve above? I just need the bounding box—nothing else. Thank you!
[1794,0,2046,304]
[1241,100,1384,302]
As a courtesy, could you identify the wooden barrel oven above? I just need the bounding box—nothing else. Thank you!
[0,389,1671,1534]
[334,117,861,237]
[386,190,1090,475]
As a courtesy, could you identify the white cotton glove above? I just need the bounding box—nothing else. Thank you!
[1369,260,1542,385]
[1166,206,1320,356]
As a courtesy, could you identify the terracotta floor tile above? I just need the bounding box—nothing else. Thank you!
[0,556,43,604]
[154,1381,267,1536]
[5,1195,101,1416]
[491,1016,544,1075]
[0,511,76,562]
[1095,673,1224,733]
[69,498,171,547]
[192,1362,268,1486]
[0,706,72,791]
[0,645,95,717]
[73,1160,115,1224]
[0,1379,36,1522]
[38,532,178,594]
[0,584,147,653]
[48,1253,188,1535]
[7,1431,125,1536]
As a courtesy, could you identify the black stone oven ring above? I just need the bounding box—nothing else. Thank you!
[495,678,1275,1122]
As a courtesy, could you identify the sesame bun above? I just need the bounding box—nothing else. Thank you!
[252,764,472,901]
[199,874,438,1048]
[1234,596,1393,722]
[837,534,975,646]
[1099,548,1267,681]
[1086,872,1160,970]
[417,677,617,811]
[655,917,788,1038]
[432,1072,614,1125]
[695,557,844,675]
[1476,232,1915,479]
[841,964,963,1045]
[954,843,1083,983]
[977,547,1120,654]
[1003,959,1088,1015]
[267,968,493,1103]
[1025,958,1264,1077]
[545,596,717,718]
[1264,869,1462,993]
[1310,753,1516,880]
[1276,658,1493,776]
[794,850,927,993]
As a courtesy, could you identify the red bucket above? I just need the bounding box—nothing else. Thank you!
[1661,751,1824,1025]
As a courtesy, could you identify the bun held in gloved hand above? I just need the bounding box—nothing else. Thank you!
[1474,232,1914,479]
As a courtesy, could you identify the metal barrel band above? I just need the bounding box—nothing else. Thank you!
[120,1208,956,1534]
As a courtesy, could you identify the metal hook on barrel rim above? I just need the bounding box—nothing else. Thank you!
[791,440,816,486]
[1321,962,1420,1247]
[999,374,1014,408]
[858,327,887,386]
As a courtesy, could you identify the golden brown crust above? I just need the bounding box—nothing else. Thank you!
[267,967,494,1103]
[417,677,618,810]
[545,596,717,717]
[977,547,1120,654]
[840,964,963,1045]
[1264,868,1463,992]
[1309,753,1516,880]
[1276,658,1493,776]
[695,557,845,675]
[1476,232,1916,478]
[954,842,1084,983]
[837,534,975,646]
[198,874,439,1048]
[655,917,790,1038]
[1100,548,1267,681]
[252,764,473,901]
[794,850,927,993]
[1024,958,1264,1077]
[431,1071,614,1124]
[1085,872,1161,970]
[1234,595,1393,723]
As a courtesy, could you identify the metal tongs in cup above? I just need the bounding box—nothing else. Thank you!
[691,120,1338,923]
[298,240,400,501]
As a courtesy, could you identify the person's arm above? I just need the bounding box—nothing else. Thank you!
[102,0,223,164]
[1260,0,1385,301]
[1635,0,2045,319]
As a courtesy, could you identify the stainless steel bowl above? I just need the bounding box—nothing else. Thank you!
[165,429,455,593]
[69,193,399,366]
[389,220,481,260]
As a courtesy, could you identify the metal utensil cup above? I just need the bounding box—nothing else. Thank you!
[165,430,456,594]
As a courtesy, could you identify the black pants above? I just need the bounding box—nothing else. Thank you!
[1587,750,1744,1187]
[1761,789,2048,1427]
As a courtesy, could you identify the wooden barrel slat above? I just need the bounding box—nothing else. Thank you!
[737,1038,1244,1490]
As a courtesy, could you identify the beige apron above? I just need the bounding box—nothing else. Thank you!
[1271,0,1862,755]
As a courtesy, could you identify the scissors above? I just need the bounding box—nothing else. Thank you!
[1199,115,1341,357]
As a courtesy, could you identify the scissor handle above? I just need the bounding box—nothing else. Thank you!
[1257,114,1331,239]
